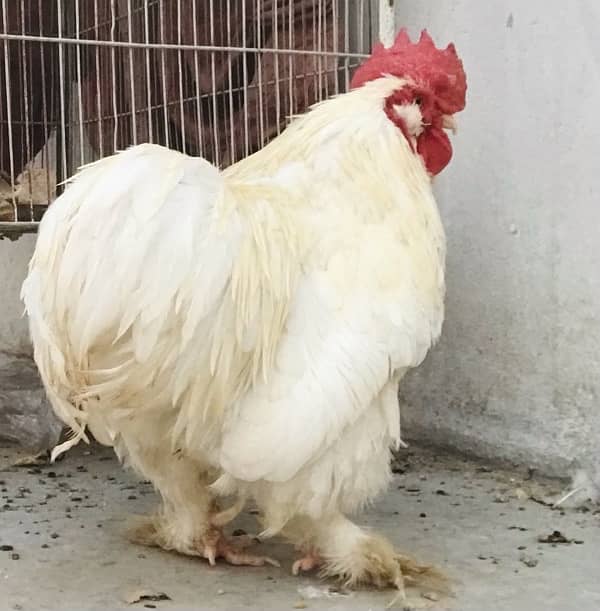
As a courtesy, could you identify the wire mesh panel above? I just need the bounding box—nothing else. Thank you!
[0,0,373,232]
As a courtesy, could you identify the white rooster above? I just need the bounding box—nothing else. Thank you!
[22,30,466,591]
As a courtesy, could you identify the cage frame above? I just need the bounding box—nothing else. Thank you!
[0,0,391,238]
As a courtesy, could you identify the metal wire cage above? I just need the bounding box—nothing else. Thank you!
[0,0,375,236]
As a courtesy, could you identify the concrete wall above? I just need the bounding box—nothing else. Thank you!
[395,1,600,479]
[0,235,35,356]
[0,235,62,449]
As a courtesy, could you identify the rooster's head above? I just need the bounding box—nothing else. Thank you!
[351,29,467,176]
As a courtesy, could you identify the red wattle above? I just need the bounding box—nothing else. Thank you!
[417,127,452,176]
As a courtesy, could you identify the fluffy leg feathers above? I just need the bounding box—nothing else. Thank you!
[285,513,448,596]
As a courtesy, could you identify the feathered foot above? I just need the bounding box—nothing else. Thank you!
[309,515,448,599]
[128,514,279,568]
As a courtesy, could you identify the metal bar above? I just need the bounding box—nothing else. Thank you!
[127,0,137,144]
[94,0,105,154]
[317,0,323,99]
[143,0,153,141]
[19,0,33,216]
[75,0,85,165]
[0,222,39,234]
[158,0,169,147]
[0,32,369,59]
[255,0,264,147]
[332,0,339,95]
[110,0,119,151]
[208,0,219,164]
[273,0,281,135]
[240,0,249,157]
[56,0,68,184]
[343,0,350,88]
[176,0,185,152]
[191,0,204,156]
[287,0,294,117]
[311,0,317,99]
[37,0,53,206]
[300,1,308,117]
[225,0,234,160]
[1,0,17,217]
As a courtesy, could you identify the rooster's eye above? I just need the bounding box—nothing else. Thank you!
[414,97,422,106]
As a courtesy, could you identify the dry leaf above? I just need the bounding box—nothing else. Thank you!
[422,591,440,601]
[122,588,171,605]
[11,452,50,467]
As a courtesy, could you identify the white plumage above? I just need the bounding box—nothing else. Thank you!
[22,73,453,590]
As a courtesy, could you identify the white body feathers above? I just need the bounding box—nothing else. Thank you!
[22,76,446,532]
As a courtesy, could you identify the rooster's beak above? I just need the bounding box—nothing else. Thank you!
[442,114,457,134]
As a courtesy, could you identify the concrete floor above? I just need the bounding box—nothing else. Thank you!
[0,444,598,611]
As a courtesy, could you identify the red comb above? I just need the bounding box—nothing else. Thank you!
[351,29,467,114]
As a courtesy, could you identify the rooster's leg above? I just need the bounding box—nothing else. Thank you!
[121,440,278,567]
[285,513,445,595]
